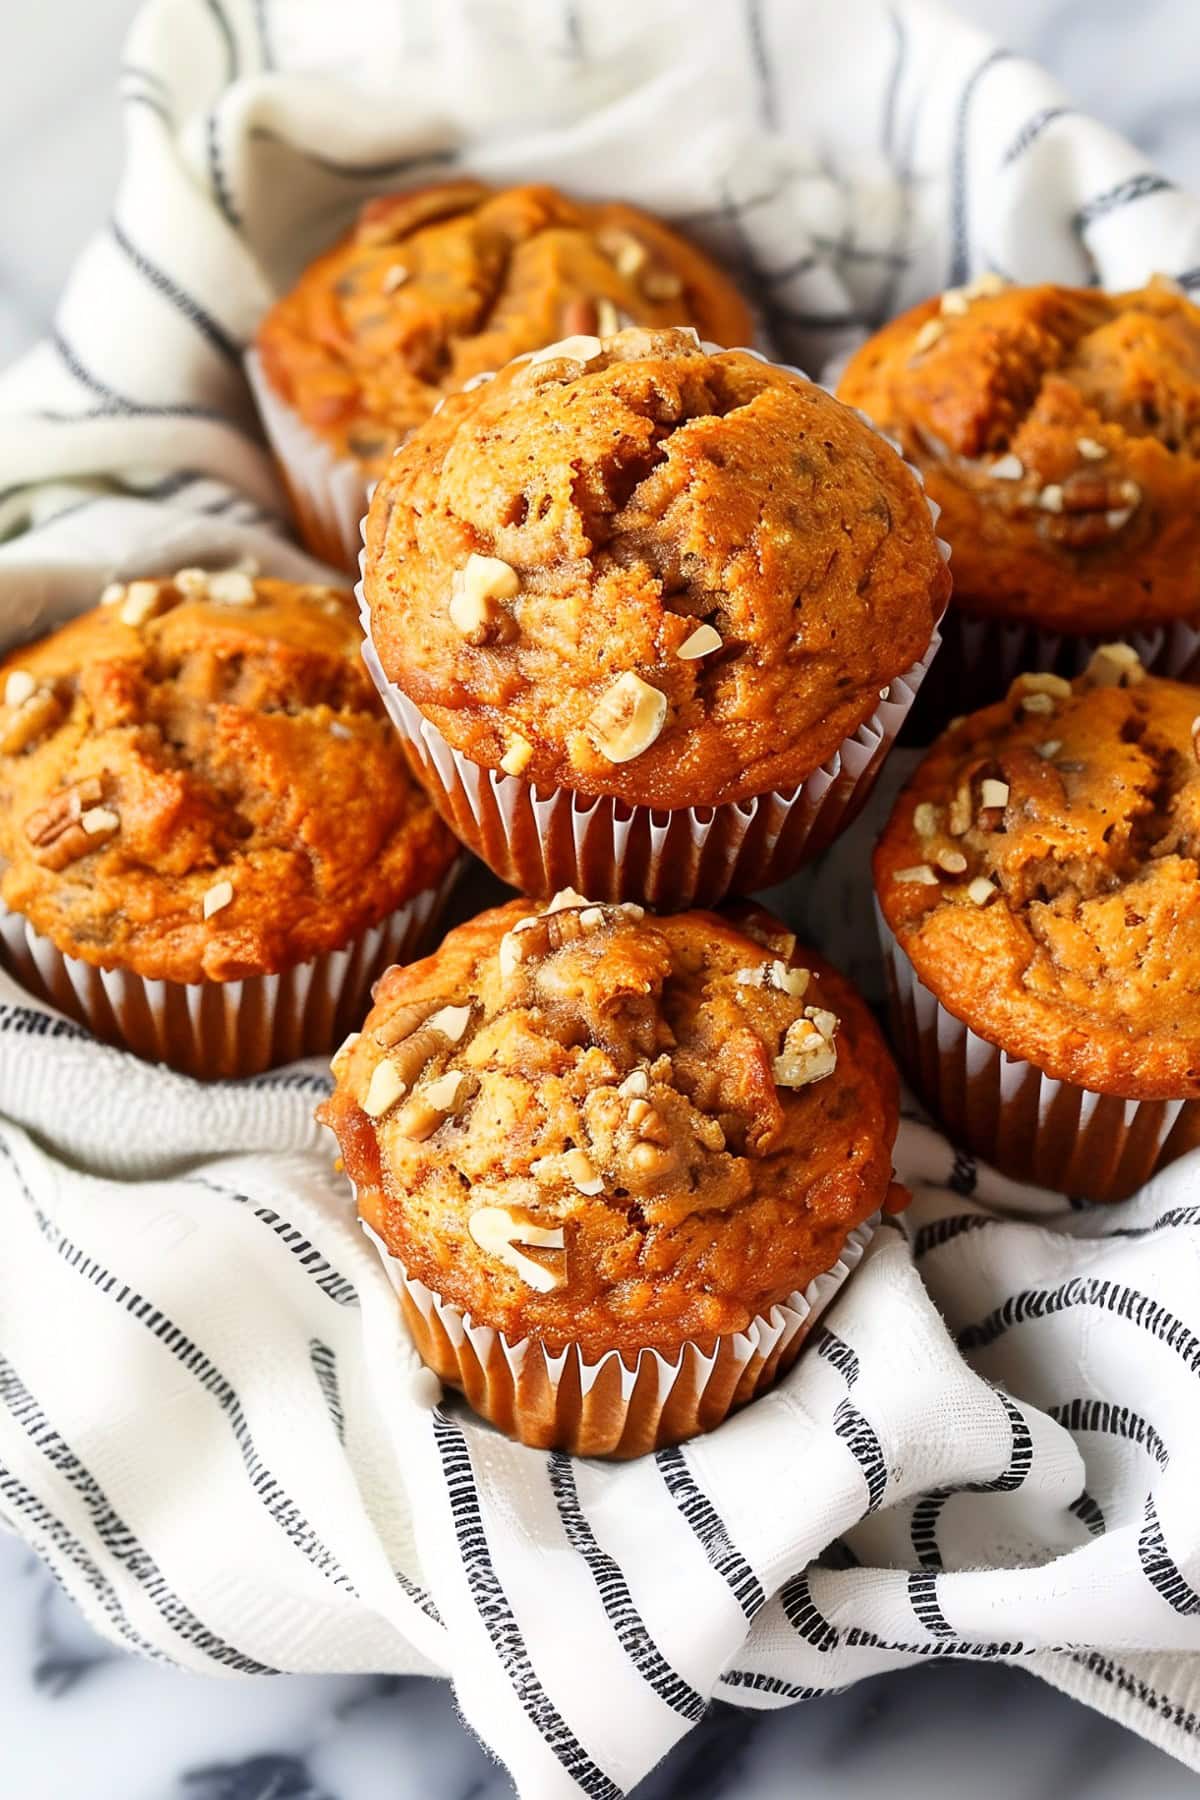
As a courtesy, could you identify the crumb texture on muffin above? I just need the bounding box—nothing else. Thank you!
[839,276,1200,632]
[256,180,753,477]
[0,572,456,984]
[320,894,897,1355]
[875,651,1200,1096]
[364,328,948,809]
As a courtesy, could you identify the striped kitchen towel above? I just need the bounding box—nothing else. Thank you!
[1,2,1199,1796]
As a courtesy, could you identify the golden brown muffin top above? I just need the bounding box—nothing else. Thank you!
[255,179,753,480]
[364,327,949,810]
[0,572,457,985]
[875,650,1200,1097]
[320,894,898,1356]
[839,275,1200,634]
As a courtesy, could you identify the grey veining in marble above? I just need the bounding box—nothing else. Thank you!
[3,3,1200,1797]
[5,1528,1200,1800]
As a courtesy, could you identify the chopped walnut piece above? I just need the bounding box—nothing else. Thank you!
[119,580,167,627]
[202,878,234,919]
[529,333,604,368]
[368,1003,473,1101]
[449,553,520,645]
[677,623,722,660]
[0,684,63,755]
[773,1012,838,1089]
[208,570,257,606]
[394,1070,470,1141]
[1084,642,1144,688]
[1016,672,1072,697]
[468,1206,565,1292]
[587,672,667,763]
[734,960,810,998]
[24,777,109,868]
[499,734,533,777]
[363,1059,406,1120]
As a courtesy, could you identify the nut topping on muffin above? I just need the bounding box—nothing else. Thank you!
[321,896,898,1351]
[364,327,948,811]
[0,572,456,986]
[467,1207,567,1293]
[586,672,669,764]
[875,659,1200,1095]
[840,279,1200,634]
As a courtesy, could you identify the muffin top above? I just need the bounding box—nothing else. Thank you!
[0,570,457,985]
[838,276,1200,632]
[363,327,949,810]
[255,180,753,480]
[875,649,1200,1097]
[320,893,898,1356]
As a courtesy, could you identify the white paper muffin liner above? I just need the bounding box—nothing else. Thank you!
[360,1213,876,1457]
[0,863,459,1079]
[354,620,942,908]
[245,350,370,574]
[916,607,1200,726]
[877,908,1200,1204]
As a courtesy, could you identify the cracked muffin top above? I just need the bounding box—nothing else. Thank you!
[255,180,753,482]
[363,326,949,810]
[838,275,1200,634]
[875,648,1200,1096]
[320,894,899,1355]
[0,570,457,985]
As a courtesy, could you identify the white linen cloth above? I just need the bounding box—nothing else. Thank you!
[1,1,1199,1794]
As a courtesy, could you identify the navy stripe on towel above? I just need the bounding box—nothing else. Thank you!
[432,1412,622,1800]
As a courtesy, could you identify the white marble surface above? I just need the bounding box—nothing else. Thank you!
[3,4,1200,1797]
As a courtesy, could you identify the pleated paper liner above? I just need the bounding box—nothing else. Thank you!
[357,601,943,909]
[878,910,1200,1204]
[0,864,458,1080]
[906,605,1200,740]
[245,350,369,575]
[361,1215,876,1457]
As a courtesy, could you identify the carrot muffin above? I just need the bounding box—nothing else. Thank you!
[839,276,1200,700]
[0,568,458,1076]
[874,647,1200,1200]
[251,180,753,569]
[361,325,950,907]
[320,893,900,1455]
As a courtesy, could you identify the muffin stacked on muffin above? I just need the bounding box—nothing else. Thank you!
[320,893,898,1454]
[360,324,949,905]
[839,275,1200,701]
[875,647,1200,1199]
[0,568,458,1076]
[251,181,753,568]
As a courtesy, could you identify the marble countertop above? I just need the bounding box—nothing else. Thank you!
[6,1524,1200,1800]
[3,3,1200,1797]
